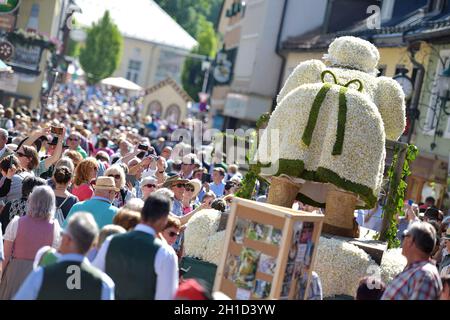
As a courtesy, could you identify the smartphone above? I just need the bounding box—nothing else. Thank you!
[51,126,64,135]
[138,144,149,151]
[8,155,14,169]
[202,173,212,184]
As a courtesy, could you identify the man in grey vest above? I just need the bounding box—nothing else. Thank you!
[93,193,179,300]
[14,212,115,300]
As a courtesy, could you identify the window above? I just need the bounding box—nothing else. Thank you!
[424,50,450,135]
[428,0,445,13]
[165,104,181,124]
[155,49,184,84]
[444,117,450,139]
[147,101,162,117]
[381,0,394,22]
[126,59,141,84]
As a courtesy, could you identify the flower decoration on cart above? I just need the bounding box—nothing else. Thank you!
[254,36,406,237]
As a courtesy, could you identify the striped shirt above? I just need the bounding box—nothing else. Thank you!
[381,260,442,300]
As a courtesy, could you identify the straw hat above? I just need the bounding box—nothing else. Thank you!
[186,179,202,197]
[93,176,120,192]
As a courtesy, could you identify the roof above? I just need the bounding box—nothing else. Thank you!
[74,0,198,51]
[282,27,337,51]
[144,77,193,103]
[282,2,450,51]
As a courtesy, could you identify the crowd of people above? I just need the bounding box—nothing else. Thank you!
[0,82,246,300]
[0,81,448,300]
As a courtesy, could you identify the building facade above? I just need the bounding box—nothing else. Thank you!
[0,0,66,109]
[74,0,197,88]
[210,0,329,130]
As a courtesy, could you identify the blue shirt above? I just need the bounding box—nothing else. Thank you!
[171,199,184,252]
[13,254,115,300]
[209,182,225,197]
[64,197,119,229]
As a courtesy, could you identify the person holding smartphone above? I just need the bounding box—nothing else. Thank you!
[21,126,66,178]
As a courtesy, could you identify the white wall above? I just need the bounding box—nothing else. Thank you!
[232,0,284,97]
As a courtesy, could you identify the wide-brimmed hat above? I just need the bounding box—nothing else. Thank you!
[162,175,189,189]
[93,176,120,192]
[186,179,201,197]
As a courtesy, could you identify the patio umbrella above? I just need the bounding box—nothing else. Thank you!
[100,77,143,91]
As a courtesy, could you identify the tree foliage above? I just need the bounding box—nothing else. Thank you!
[154,0,222,36]
[181,16,218,100]
[79,11,123,84]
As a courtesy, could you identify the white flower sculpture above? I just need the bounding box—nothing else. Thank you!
[315,236,376,297]
[315,237,407,298]
[184,212,407,297]
[256,36,406,209]
[204,231,227,265]
[184,209,223,263]
[380,248,407,284]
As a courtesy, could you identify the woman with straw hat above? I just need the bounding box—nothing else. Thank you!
[182,179,201,215]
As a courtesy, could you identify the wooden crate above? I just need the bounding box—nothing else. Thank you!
[213,197,324,300]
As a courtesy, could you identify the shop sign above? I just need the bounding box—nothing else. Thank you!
[0,0,20,15]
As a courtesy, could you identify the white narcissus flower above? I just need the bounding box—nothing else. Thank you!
[380,248,407,284]
[315,237,376,297]
[184,209,221,261]
[204,231,226,265]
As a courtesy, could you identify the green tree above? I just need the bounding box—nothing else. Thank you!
[181,16,218,100]
[79,11,123,84]
[154,0,222,36]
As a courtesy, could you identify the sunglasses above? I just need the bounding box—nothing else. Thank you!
[167,231,179,237]
[185,187,195,192]
[143,184,156,188]
[108,174,121,180]
[16,151,28,158]
[68,137,79,141]
[401,233,412,241]
[174,184,186,188]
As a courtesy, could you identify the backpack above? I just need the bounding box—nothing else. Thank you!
[55,197,70,227]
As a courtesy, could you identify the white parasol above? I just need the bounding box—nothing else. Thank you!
[100,77,143,91]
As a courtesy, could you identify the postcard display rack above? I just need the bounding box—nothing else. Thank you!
[214,198,324,300]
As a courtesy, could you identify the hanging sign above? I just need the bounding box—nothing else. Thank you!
[0,0,20,14]
[0,40,14,60]
[8,43,43,73]
[0,13,15,31]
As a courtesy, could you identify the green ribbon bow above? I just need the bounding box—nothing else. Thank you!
[301,70,364,156]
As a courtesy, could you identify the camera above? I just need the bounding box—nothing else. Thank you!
[50,126,64,135]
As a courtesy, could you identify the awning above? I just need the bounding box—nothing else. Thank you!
[100,77,143,91]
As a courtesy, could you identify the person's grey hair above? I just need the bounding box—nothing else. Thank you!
[0,128,8,139]
[66,212,99,254]
[54,157,75,173]
[154,187,174,199]
[406,222,437,255]
[104,165,126,189]
[27,185,56,220]
[124,198,144,212]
